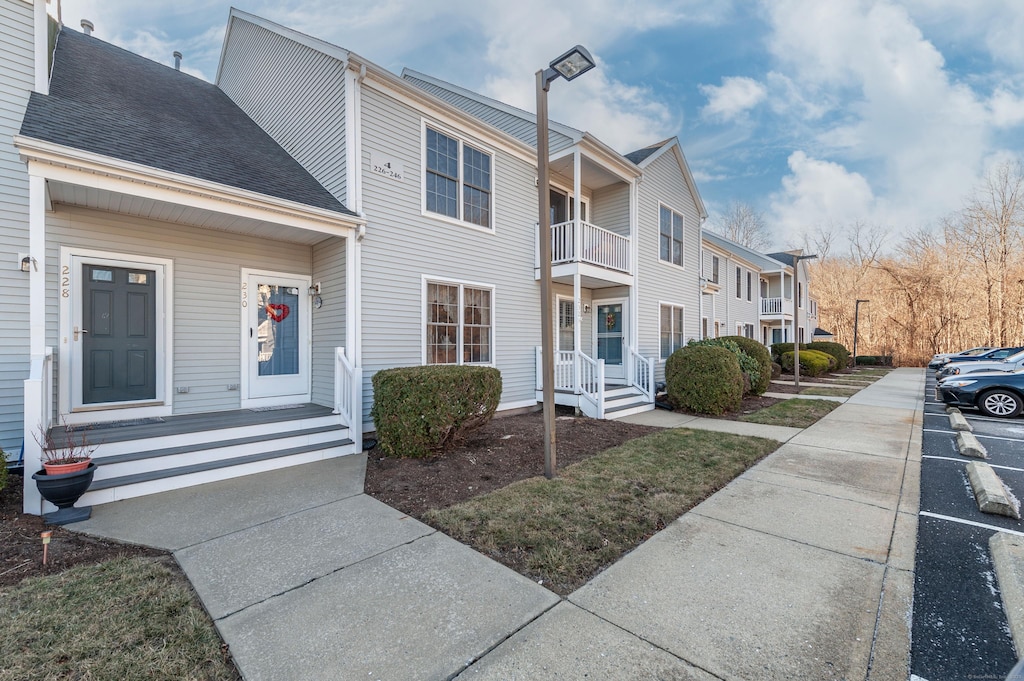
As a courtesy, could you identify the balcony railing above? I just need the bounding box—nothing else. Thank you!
[546,220,631,274]
[761,297,793,315]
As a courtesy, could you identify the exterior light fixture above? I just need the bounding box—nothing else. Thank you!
[537,45,596,480]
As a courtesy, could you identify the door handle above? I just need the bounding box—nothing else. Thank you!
[73,327,89,341]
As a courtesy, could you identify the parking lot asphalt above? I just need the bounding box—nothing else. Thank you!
[915,375,1022,680]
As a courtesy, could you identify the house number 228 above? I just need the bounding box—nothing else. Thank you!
[61,265,70,298]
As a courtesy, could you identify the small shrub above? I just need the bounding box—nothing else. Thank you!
[371,365,502,458]
[769,342,807,362]
[0,448,7,495]
[665,345,743,415]
[771,362,782,378]
[807,341,851,369]
[856,355,878,366]
[721,336,772,395]
[780,349,833,377]
[688,338,761,396]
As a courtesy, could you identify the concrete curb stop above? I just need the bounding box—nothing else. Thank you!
[948,410,972,432]
[966,462,1020,519]
[946,406,960,415]
[957,431,988,459]
[990,532,1024,658]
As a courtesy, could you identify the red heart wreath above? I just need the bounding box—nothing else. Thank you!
[266,303,290,322]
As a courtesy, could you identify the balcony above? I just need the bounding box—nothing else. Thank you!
[537,220,633,288]
[761,297,793,316]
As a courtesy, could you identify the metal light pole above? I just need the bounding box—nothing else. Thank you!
[792,253,818,389]
[537,46,596,480]
[853,299,870,367]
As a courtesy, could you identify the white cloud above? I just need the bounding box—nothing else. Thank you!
[769,151,878,244]
[699,76,767,121]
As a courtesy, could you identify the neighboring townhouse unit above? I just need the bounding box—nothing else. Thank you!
[766,251,818,345]
[700,231,761,341]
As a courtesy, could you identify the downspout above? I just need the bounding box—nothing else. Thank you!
[697,215,705,340]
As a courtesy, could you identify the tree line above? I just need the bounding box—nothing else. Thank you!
[707,163,1024,366]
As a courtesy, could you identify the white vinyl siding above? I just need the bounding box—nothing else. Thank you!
[590,183,631,237]
[46,205,313,415]
[359,84,540,427]
[218,17,348,203]
[0,0,34,453]
[311,237,347,407]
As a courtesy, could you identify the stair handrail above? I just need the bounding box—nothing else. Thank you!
[333,347,362,451]
[627,346,655,403]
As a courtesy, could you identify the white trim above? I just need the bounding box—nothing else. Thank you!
[658,300,686,361]
[33,0,48,94]
[15,136,364,235]
[60,248,174,424]
[421,275,497,367]
[496,398,540,412]
[556,295,575,353]
[657,201,686,270]
[240,268,313,407]
[420,119,497,234]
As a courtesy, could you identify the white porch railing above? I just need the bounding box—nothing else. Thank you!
[333,347,362,450]
[577,351,605,419]
[548,220,631,274]
[628,347,654,403]
[22,347,53,513]
[761,297,792,315]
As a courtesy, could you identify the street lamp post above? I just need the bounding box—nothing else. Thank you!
[792,253,818,389]
[537,46,596,480]
[853,299,870,367]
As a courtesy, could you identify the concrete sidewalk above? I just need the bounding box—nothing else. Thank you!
[69,367,923,680]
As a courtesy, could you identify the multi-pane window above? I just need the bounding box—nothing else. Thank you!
[659,205,684,266]
[744,323,755,339]
[660,304,685,359]
[746,272,752,301]
[711,255,719,283]
[558,299,575,352]
[735,267,742,299]
[426,281,492,365]
[425,127,491,228]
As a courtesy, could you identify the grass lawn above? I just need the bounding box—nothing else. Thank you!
[0,556,238,681]
[801,386,860,397]
[425,428,779,595]
[851,367,892,377]
[739,398,840,428]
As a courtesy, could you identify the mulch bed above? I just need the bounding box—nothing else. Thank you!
[363,408,663,517]
[0,474,165,588]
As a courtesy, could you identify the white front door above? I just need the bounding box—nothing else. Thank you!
[594,298,626,381]
[243,270,311,404]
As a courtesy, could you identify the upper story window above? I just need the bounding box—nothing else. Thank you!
[746,272,753,302]
[659,205,684,267]
[735,266,742,299]
[425,126,492,229]
[797,281,804,308]
[710,255,719,283]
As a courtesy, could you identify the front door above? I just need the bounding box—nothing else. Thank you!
[81,264,157,405]
[595,300,626,381]
[244,272,310,402]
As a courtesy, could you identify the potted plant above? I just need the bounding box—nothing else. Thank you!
[31,418,98,525]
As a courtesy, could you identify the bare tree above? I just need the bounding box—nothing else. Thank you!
[708,201,773,250]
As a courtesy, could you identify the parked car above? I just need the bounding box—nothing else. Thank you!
[936,369,1024,417]
[928,346,994,369]
[936,348,1024,379]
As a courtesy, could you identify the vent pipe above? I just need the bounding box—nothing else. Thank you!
[81,19,93,36]
[173,51,182,71]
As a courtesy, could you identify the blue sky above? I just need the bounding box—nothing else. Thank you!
[53,0,1024,250]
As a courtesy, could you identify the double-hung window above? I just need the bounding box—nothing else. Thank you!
[710,255,719,284]
[735,267,742,299]
[746,272,752,301]
[426,280,493,365]
[659,205,684,267]
[425,126,492,229]
[660,304,685,359]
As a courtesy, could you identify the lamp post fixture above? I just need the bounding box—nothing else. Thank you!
[853,299,870,367]
[792,253,818,389]
[537,45,596,480]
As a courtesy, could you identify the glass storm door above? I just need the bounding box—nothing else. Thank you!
[595,301,625,380]
[81,264,157,405]
[247,274,309,400]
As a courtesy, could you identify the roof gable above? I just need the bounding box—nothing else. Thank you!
[19,28,352,216]
[629,137,707,219]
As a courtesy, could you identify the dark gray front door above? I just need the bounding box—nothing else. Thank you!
[82,264,157,404]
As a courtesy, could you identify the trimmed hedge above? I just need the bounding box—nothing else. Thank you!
[769,342,807,362]
[771,362,782,379]
[806,341,851,369]
[720,336,772,395]
[370,365,502,458]
[855,355,877,365]
[665,345,744,415]
[780,349,834,377]
[686,338,761,396]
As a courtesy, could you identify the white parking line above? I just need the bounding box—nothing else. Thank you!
[922,455,1024,473]
[923,428,1024,444]
[920,511,1024,536]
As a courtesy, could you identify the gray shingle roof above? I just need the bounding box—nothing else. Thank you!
[20,29,353,216]
[625,139,671,165]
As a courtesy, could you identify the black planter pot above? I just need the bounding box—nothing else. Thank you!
[32,463,96,525]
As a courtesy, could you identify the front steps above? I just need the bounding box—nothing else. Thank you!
[75,406,358,507]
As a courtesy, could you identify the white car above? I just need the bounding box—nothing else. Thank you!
[928,346,993,368]
[938,349,1024,378]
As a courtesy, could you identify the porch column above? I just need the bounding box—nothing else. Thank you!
[23,173,46,514]
[573,271,581,394]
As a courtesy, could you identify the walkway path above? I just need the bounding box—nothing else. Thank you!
[71,368,924,680]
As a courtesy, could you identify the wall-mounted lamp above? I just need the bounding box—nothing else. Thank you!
[309,282,323,309]
[20,255,36,272]
[583,303,592,314]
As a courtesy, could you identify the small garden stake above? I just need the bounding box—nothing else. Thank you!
[41,531,51,565]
